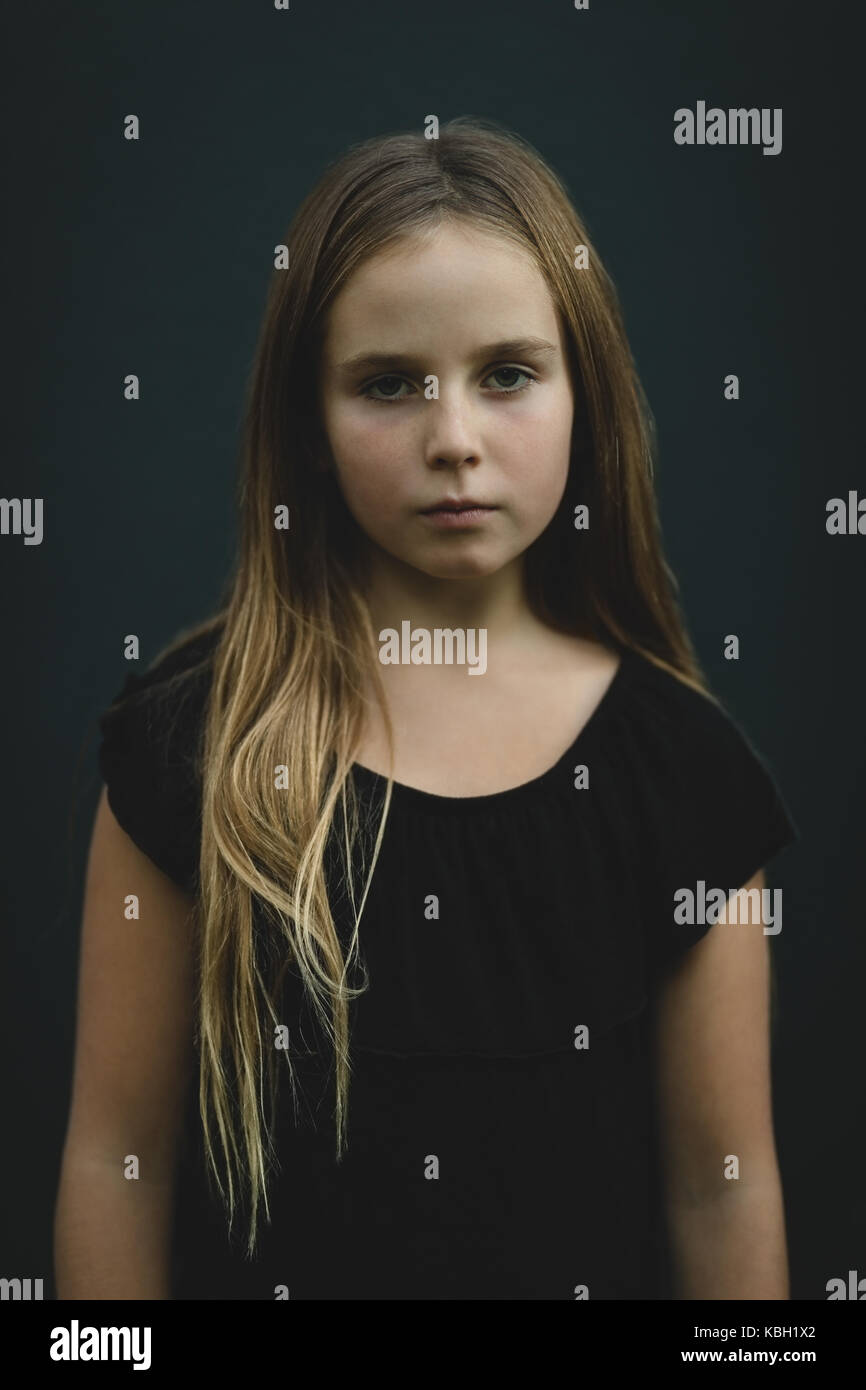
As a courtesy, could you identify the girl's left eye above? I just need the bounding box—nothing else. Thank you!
[361,366,536,405]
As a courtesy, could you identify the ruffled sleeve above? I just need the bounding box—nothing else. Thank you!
[628,661,799,971]
[97,628,218,896]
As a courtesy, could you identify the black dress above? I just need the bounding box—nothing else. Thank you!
[96,628,798,1300]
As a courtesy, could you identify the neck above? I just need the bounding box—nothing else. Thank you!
[361,545,539,649]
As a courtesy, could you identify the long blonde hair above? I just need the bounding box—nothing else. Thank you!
[160,117,711,1256]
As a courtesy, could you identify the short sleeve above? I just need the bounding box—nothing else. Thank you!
[647,693,799,971]
[97,631,217,896]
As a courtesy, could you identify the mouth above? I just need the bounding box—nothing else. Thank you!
[420,502,497,515]
[418,502,499,529]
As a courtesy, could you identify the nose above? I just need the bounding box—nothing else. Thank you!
[423,393,481,471]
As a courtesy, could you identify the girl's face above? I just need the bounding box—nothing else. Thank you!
[318,219,575,583]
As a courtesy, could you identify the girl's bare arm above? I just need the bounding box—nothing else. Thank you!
[54,787,197,1299]
[653,869,789,1299]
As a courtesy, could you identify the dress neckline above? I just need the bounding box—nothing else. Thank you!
[350,646,635,814]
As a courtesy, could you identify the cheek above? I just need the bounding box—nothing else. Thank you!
[329,408,404,513]
[499,392,574,493]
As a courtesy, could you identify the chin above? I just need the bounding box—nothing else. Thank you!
[416,556,505,580]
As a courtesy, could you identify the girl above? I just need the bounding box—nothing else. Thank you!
[55,117,798,1300]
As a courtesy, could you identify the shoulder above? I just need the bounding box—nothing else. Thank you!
[611,647,799,968]
[618,644,795,822]
[619,646,777,772]
[100,620,223,737]
[97,618,224,894]
[101,620,223,710]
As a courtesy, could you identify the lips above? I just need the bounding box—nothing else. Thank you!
[421,499,495,513]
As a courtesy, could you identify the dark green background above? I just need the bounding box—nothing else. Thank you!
[2,0,861,1304]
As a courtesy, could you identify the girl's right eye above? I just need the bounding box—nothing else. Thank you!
[361,375,413,405]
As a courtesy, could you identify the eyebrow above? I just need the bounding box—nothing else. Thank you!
[334,336,559,377]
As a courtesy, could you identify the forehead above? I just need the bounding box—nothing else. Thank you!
[321,222,560,359]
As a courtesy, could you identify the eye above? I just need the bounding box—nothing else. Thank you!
[484,366,536,394]
[359,365,538,405]
[361,375,415,405]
